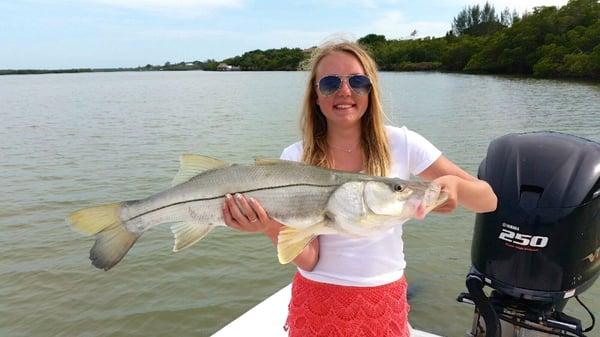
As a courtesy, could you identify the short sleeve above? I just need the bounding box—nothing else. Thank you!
[406,129,441,175]
[280,141,303,162]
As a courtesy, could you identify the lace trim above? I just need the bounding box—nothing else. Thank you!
[286,273,410,337]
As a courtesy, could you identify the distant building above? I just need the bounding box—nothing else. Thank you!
[217,63,240,71]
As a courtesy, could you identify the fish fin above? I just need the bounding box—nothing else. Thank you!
[170,222,213,252]
[89,222,141,271]
[68,202,123,235]
[277,226,317,264]
[172,154,229,186]
[276,219,333,264]
[254,158,306,166]
[68,202,139,270]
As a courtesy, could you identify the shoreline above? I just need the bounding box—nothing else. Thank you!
[2,68,599,83]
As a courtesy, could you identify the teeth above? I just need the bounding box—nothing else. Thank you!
[335,104,353,109]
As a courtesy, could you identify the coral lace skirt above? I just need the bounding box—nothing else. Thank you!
[285,272,410,337]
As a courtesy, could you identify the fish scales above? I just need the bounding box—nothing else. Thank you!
[68,155,447,270]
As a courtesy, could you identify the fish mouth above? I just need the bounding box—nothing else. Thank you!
[420,183,448,213]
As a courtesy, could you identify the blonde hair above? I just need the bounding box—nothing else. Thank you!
[300,39,390,176]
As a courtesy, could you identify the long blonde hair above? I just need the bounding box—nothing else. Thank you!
[300,40,390,176]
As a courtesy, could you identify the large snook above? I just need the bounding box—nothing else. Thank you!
[68,155,447,271]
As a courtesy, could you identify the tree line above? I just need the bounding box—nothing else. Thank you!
[2,0,597,79]
[217,0,599,80]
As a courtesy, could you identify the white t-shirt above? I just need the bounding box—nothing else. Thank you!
[280,125,441,286]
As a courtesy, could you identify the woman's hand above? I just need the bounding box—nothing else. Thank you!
[222,193,320,271]
[223,193,282,239]
[431,175,460,213]
[419,156,497,213]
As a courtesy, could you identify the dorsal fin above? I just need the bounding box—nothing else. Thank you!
[254,158,306,166]
[172,154,228,186]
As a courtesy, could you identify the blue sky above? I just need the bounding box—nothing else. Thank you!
[1,0,568,69]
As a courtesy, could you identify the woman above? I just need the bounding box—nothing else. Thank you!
[223,40,497,337]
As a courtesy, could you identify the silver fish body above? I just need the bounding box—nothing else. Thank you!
[69,155,446,270]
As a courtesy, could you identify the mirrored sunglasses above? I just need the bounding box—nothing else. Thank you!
[316,74,372,96]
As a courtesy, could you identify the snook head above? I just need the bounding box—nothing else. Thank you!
[364,178,447,218]
[327,178,448,237]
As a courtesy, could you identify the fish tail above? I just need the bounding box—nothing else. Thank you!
[68,203,122,234]
[68,203,140,271]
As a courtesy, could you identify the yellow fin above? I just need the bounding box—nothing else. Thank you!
[69,202,140,271]
[90,222,140,271]
[68,202,122,235]
[172,154,228,186]
[277,227,316,264]
[254,158,305,166]
[276,220,333,264]
[170,222,213,252]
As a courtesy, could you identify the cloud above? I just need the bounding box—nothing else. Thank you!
[86,0,245,16]
[307,0,400,9]
[369,10,451,38]
[366,0,570,39]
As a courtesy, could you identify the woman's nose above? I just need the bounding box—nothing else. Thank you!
[337,78,352,96]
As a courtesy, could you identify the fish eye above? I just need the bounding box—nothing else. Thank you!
[393,184,404,192]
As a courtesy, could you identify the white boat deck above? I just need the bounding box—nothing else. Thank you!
[212,284,444,337]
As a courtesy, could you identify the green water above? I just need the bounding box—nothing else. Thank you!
[1,71,599,337]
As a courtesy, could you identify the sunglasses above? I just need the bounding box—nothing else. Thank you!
[316,74,372,96]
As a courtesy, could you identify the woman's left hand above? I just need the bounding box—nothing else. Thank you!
[431,175,460,213]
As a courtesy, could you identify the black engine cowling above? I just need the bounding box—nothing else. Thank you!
[472,131,600,302]
[459,132,600,337]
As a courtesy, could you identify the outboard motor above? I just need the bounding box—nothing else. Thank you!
[457,132,600,337]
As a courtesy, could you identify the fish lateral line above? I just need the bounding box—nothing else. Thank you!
[126,182,341,221]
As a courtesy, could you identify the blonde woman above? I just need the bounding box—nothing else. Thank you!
[223,40,497,337]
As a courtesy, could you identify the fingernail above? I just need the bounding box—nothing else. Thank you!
[226,194,232,200]
[249,197,256,203]
[235,193,242,199]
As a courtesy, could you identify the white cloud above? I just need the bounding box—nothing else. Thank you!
[308,0,401,9]
[86,0,244,15]
[369,10,450,39]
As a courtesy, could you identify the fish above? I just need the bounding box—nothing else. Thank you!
[68,155,448,271]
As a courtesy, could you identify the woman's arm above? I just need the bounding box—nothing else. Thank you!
[223,193,320,271]
[419,156,497,213]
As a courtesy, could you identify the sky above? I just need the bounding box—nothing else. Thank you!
[1,0,570,69]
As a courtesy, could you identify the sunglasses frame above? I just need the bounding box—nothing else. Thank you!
[315,74,372,96]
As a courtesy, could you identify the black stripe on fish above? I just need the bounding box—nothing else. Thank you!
[127,183,338,221]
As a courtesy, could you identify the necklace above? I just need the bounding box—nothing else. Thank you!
[329,142,360,153]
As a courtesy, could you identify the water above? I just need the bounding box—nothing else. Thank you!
[1,71,599,337]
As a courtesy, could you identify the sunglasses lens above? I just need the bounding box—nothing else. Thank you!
[318,76,341,96]
[349,75,372,95]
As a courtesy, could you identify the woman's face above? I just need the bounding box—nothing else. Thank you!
[314,51,369,129]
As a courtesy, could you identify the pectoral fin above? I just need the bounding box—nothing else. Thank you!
[277,227,316,264]
[276,220,334,264]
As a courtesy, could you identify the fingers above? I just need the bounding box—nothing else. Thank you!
[223,200,242,230]
[248,197,269,223]
[223,193,264,231]
[233,193,259,223]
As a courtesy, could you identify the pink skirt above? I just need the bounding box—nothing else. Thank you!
[285,272,410,337]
